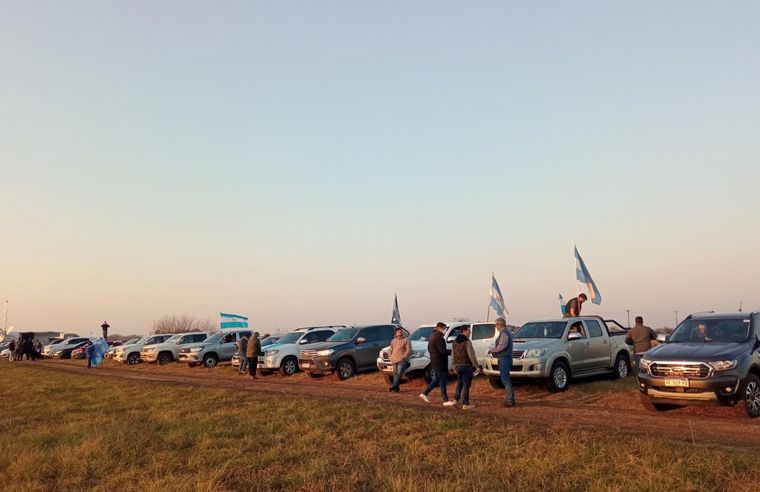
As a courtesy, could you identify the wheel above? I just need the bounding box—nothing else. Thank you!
[157,352,173,365]
[639,393,675,412]
[202,354,218,368]
[383,373,393,386]
[488,375,505,389]
[545,361,570,392]
[280,356,298,376]
[336,358,356,380]
[613,353,630,379]
[740,374,760,418]
[306,371,321,378]
[127,353,140,365]
[422,365,433,384]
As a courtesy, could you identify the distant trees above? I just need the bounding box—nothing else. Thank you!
[151,315,215,335]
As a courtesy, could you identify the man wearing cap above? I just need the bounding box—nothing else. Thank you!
[420,322,456,407]
[246,332,262,380]
[564,293,587,318]
[489,317,516,407]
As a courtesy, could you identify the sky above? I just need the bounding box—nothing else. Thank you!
[1,1,759,336]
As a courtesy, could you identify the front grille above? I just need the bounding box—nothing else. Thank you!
[381,351,390,362]
[513,350,524,358]
[650,362,710,379]
[300,350,319,359]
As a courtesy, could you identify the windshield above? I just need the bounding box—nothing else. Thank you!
[276,332,302,345]
[515,322,566,339]
[328,328,358,342]
[261,337,278,347]
[669,319,751,343]
[410,327,433,341]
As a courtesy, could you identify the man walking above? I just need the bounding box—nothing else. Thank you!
[625,316,658,367]
[420,322,456,407]
[247,332,261,380]
[452,325,479,410]
[238,335,249,374]
[564,293,587,317]
[489,317,516,407]
[388,327,411,392]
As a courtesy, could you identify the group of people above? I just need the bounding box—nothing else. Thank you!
[385,317,516,410]
[234,332,263,380]
[6,338,43,361]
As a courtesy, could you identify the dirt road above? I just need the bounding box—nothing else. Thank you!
[29,359,760,450]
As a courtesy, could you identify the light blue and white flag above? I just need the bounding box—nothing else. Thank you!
[89,337,109,366]
[559,293,567,315]
[489,274,509,319]
[574,246,602,305]
[391,294,402,326]
[220,312,249,330]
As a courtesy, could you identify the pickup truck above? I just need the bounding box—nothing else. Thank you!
[482,316,632,392]
[638,311,760,418]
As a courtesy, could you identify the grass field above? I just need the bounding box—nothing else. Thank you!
[1,363,759,491]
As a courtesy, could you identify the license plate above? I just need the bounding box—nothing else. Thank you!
[382,367,393,373]
[301,362,310,368]
[664,378,689,387]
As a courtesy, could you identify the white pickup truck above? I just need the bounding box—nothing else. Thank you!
[482,316,632,392]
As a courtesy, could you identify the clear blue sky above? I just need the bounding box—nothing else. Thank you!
[2,1,759,335]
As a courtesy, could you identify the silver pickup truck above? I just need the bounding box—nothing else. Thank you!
[482,316,632,392]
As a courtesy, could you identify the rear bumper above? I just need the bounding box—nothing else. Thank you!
[638,372,741,404]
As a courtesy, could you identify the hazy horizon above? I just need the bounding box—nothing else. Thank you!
[2,2,759,336]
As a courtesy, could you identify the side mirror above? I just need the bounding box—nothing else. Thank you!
[299,339,308,344]
[568,332,582,341]
[356,337,366,344]
[446,336,456,343]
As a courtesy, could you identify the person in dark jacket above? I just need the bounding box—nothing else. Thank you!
[420,322,456,407]
[246,332,262,380]
[238,335,249,374]
[85,342,95,369]
[452,325,480,410]
[625,316,658,367]
[8,340,16,361]
[563,293,587,317]
[489,317,516,407]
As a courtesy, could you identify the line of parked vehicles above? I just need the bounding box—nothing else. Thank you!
[29,310,760,417]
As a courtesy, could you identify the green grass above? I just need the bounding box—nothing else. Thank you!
[1,364,759,491]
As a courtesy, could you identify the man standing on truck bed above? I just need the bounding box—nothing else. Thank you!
[564,293,587,317]
[625,316,658,367]
[489,317,516,407]
[420,322,456,407]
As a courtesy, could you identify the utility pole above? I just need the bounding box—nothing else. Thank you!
[674,310,679,327]
[626,309,631,328]
[2,300,7,337]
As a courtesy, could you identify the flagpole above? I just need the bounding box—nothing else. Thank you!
[574,245,582,316]
[486,273,493,322]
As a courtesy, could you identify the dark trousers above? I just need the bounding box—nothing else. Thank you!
[423,369,449,401]
[454,365,474,405]
[390,360,410,390]
[498,355,515,403]
[248,357,257,377]
[87,357,92,369]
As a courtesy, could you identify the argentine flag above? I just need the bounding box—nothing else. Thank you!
[220,312,249,330]
[489,274,509,319]
[391,294,402,326]
[559,293,567,315]
[574,247,602,305]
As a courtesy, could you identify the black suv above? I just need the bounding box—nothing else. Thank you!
[298,324,404,380]
[638,311,760,417]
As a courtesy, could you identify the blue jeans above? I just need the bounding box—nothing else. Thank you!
[454,365,474,405]
[390,360,410,390]
[423,369,449,401]
[238,356,247,373]
[498,355,515,403]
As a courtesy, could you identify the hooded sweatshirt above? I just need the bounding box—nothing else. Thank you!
[452,334,478,368]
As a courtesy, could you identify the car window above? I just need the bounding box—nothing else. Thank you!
[194,334,207,343]
[239,331,252,340]
[753,314,760,339]
[302,332,321,343]
[314,330,334,342]
[568,322,586,338]
[585,320,604,338]
[377,326,395,341]
[472,324,495,340]
[361,327,381,342]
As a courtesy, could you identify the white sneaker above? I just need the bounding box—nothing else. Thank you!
[443,401,456,407]
[419,394,431,404]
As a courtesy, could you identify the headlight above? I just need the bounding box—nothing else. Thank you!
[190,346,205,353]
[524,348,547,358]
[266,350,280,356]
[317,349,334,357]
[410,350,427,359]
[708,360,737,371]
[640,359,652,370]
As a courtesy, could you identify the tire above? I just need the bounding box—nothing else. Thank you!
[740,374,760,418]
[489,375,504,389]
[280,356,298,377]
[203,354,218,368]
[336,358,356,380]
[422,365,433,384]
[383,373,393,386]
[612,353,630,379]
[545,361,570,392]
[157,352,173,366]
[639,393,674,412]
[127,353,140,366]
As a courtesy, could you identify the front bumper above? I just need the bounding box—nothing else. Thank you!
[257,354,281,370]
[638,370,741,405]
[299,356,335,373]
[376,357,427,374]
[179,352,202,363]
[140,352,158,363]
[482,356,546,378]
